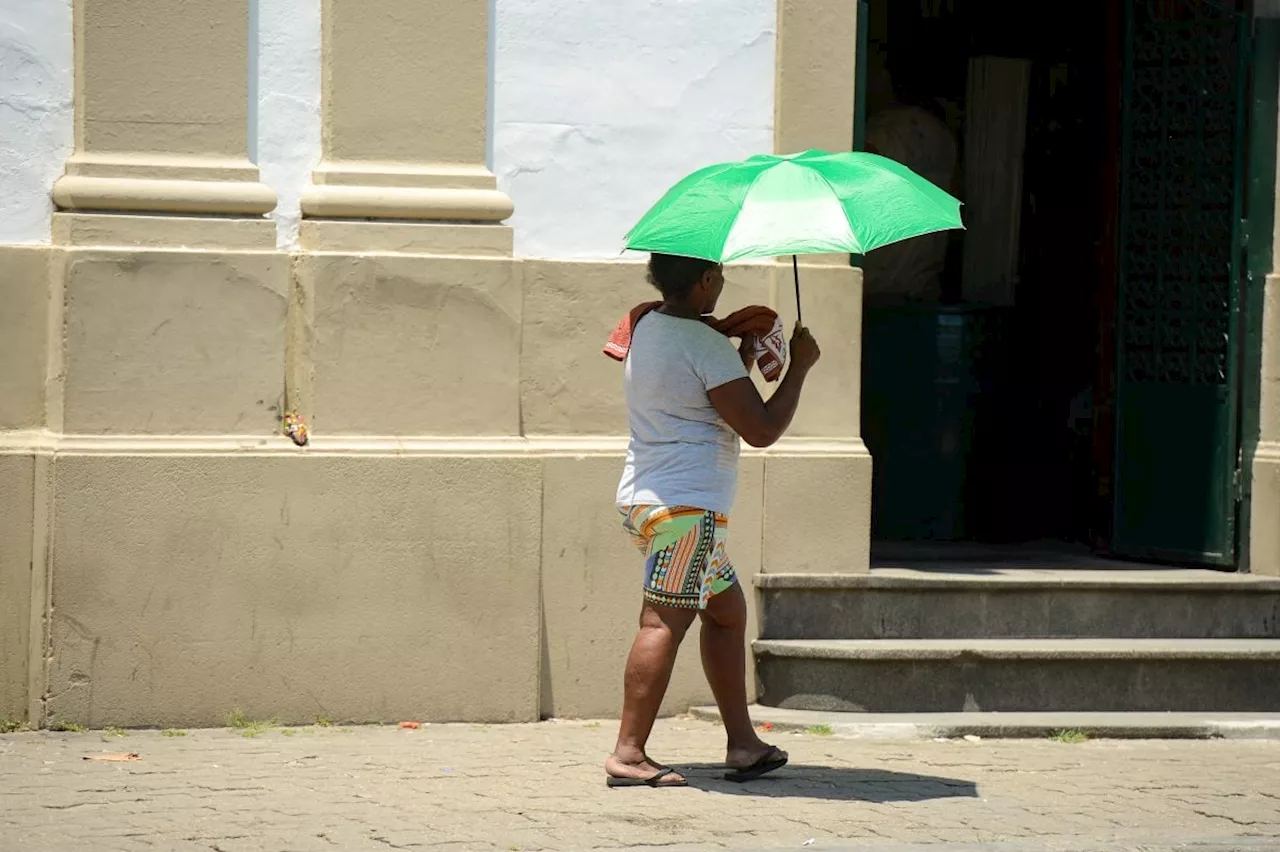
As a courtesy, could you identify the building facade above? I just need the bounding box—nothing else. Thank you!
[0,0,865,727]
[1,0,1278,728]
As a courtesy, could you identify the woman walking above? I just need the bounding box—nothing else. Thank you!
[605,253,821,788]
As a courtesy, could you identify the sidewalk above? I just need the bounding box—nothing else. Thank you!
[2,717,1279,851]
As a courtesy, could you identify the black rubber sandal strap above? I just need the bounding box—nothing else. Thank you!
[644,767,676,786]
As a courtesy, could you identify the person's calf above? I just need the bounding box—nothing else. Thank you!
[612,603,697,764]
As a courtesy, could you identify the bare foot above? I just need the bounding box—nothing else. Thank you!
[605,753,687,785]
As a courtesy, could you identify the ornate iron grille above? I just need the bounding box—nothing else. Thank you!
[1120,0,1245,385]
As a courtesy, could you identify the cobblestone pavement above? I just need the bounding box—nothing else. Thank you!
[2,717,1279,852]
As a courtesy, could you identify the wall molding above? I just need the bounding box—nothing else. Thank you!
[0,430,870,460]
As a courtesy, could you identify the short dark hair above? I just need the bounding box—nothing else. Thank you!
[646,253,718,301]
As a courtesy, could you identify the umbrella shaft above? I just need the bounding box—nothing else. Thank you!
[792,255,802,325]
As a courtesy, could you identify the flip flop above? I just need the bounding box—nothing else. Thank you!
[606,767,689,788]
[724,746,788,782]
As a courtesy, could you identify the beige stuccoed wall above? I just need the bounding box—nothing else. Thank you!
[767,0,872,576]
[318,0,485,169]
[61,251,289,435]
[301,0,511,227]
[520,260,776,436]
[6,247,870,727]
[775,0,858,156]
[775,263,864,438]
[1249,74,1280,578]
[520,252,870,713]
[45,452,543,727]
[53,0,275,215]
[0,246,864,727]
[72,1,249,161]
[518,258,868,441]
[521,257,870,576]
[0,454,35,721]
[539,453,764,718]
[1252,273,1280,576]
[0,247,51,723]
[2,0,870,727]
[0,248,52,432]
[522,0,871,722]
[298,255,523,435]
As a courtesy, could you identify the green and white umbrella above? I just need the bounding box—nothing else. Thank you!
[624,149,964,320]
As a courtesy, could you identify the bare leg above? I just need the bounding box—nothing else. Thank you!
[606,601,697,783]
[700,582,784,769]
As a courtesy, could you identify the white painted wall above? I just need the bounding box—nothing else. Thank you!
[0,0,775,257]
[492,0,776,259]
[0,0,73,245]
[0,0,321,250]
[254,0,779,259]
[256,0,322,250]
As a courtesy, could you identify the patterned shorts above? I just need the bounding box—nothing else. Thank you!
[620,505,738,610]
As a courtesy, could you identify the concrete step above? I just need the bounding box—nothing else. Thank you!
[689,704,1280,740]
[757,572,1280,640]
[754,638,1280,713]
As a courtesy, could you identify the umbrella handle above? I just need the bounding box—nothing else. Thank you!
[792,255,802,326]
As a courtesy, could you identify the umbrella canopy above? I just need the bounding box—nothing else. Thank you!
[624,149,963,263]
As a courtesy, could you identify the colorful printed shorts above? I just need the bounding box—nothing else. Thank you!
[620,505,738,610]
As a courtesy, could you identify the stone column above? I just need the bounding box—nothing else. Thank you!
[299,0,513,253]
[51,0,276,230]
[290,0,520,438]
[1252,275,1280,576]
[775,0,857,271]
[767,0,870,573]
[775,0,858,156]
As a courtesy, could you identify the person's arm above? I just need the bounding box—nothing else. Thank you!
[737,333,757,372]
[708,324,820,448]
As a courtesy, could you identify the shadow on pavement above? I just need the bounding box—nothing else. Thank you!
[673,763,978,802]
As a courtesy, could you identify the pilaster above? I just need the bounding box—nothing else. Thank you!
[51,0,276,217]
[1252,274,1280,576]
[770,1,869,571]
[299,0,512,250]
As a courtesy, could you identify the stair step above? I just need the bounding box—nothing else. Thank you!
[757,572,1280,640]
[754,638,1280,713]
[689,705,1280,740]
[756,638,1280,660]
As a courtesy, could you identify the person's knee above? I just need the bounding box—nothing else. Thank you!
[639,602,696,640]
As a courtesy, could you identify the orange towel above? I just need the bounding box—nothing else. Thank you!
[604,302,788,382]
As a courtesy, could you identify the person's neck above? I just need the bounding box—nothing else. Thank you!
[658,300,704,320]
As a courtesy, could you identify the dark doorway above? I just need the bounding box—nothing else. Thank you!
[859,0,1251,567]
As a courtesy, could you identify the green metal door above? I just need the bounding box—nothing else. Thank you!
[1113,0,1250,565]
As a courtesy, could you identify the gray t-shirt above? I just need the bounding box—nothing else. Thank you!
[616,312,749,515]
